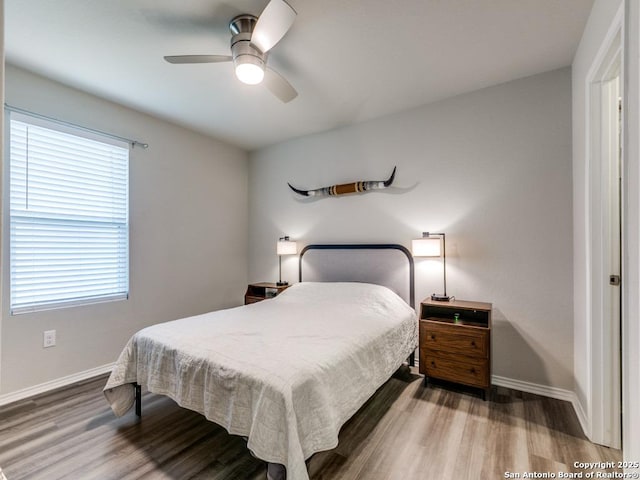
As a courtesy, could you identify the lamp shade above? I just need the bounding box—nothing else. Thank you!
[277,238,297,255]
[411,235,441,257]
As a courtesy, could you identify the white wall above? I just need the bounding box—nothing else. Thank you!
[571,0,624,440]
[249,68,574,390]
[0,65,249,395]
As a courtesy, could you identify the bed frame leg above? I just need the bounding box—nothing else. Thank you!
[135,383,142,417]
[408,351,415,367]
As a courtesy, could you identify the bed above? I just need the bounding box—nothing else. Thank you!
[104,244,417,480]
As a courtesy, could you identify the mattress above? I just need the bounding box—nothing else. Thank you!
[104,281,417,480]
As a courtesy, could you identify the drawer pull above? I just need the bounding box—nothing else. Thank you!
[470,368,476,374]
[470,341,476,347]
[431,361,436,367]
[430,334,436,340]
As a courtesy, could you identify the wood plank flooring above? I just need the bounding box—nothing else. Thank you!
[0,369,621,480]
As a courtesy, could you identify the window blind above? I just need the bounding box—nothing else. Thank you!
[9,112,130,314]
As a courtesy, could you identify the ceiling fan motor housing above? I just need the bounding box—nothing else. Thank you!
[229,15,267,73]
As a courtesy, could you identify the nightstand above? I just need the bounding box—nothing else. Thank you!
[419,298,492,400]
[244,282,290,305]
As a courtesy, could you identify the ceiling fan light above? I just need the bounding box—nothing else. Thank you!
[235,62,265,85]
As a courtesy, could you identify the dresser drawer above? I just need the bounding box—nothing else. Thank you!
[424,355,489,388]
[420,321,488,358]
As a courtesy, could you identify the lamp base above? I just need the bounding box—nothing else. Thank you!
[276,281,289,286]
[431,293,451,302]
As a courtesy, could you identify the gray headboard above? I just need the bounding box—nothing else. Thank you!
[298,244,415,308]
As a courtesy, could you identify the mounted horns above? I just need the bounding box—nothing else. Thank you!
[288,166,396,197]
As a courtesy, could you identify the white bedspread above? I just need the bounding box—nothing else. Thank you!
[104,282,417,480]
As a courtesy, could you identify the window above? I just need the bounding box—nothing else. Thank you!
[8,112,129,314]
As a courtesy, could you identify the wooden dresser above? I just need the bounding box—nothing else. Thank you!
[244,282,290,304]
[419,298,492,400]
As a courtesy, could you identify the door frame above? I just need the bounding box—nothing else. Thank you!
[0,0,5,393]
[621,0,640,463]
[585,5,624,448]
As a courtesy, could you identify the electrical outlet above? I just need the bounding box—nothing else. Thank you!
[43,330,56,348]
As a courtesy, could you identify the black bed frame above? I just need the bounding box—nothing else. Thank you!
[134,243,416,417]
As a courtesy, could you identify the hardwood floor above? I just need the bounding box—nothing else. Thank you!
[0,370,621,480]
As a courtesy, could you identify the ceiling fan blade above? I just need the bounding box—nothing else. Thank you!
[264,68,298,103]
[164,55,232,64]
[251,0,296,53]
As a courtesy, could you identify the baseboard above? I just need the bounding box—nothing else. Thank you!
[0,363,114,407]
[492,374,590,437]
[571,394,590,439]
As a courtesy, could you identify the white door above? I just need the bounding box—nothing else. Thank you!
[587,25,623,449]
[600,74,622,449]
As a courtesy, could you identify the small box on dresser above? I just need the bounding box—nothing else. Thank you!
[419,298,492,400]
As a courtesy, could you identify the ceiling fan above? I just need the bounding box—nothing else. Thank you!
[164,0,298,103]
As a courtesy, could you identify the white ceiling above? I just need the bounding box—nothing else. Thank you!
[5,0,593,151]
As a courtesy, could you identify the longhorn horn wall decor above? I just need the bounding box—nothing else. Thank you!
[288,166,396,197]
